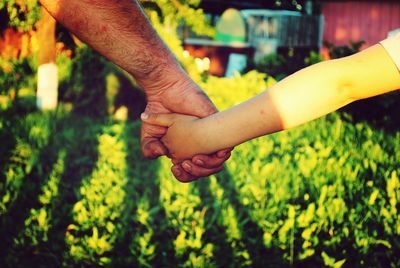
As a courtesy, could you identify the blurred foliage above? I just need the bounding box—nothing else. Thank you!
[304,51,324,66]
[254,53,287,80]
[254,49,323,80]
[148,12,207,83]
[1,63,399,266]
[1,0,399,267]
[323,40,365,59]
[200,0,320,14]
[61,46,109,117]
[0,0,41,32]
[141,0,215,37]
[0,57,33,96]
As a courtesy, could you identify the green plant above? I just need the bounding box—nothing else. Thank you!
[254,53,287,80]
[0,0,41,32]
[1,87,399,267]
[304,51,324,66]
[62,46,109,116]
[1,1,399,266]
[0,57,34,100]
[141,0,215,37]
[323,40,365,59]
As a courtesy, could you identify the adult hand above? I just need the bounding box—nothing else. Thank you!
[140,75,232,182]
[39,0,231,181]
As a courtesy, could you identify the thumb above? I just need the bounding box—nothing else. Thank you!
[141,112,176,127]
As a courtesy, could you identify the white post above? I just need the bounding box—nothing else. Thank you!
[37,62,58,110]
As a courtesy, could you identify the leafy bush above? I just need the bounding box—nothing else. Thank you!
[254,49,324,80]
[0,0,41,32]
[1,2,399,267]
[61,46,110,116]
[253,53,287,80]
[323,40,365,59]
[0,56,34,99]
[304,51,324,66]
[1,68,399,267]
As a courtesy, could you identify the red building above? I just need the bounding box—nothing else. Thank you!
[321,0,400,50]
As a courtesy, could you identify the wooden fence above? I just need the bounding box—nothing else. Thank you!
[241,10,323,59]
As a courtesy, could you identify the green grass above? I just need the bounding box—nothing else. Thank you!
[0,72,399,267]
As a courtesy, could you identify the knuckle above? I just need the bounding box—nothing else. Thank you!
[142,149,154,159]
[151,113,158,121]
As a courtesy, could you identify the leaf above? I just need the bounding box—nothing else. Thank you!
[321,251,335,266]
[368,189,379,205]
[37,209,47,229]
[333,259,346,268]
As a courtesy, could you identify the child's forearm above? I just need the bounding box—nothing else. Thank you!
[194,44,400,153]
[194,91,281,151]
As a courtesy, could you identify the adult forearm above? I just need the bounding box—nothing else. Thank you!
[39,0,185,91]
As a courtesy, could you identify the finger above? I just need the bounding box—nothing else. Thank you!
[191,151,231,169]
[141,138,169,159]
[181,160,224,178]
[171,158,182,165]
[176,85,218,117]
[142,122,168,138]
[171,150,232,167]
[216,148,233,158]
[141,112,176,127]
[141,124,168,159]
[171,165,199,183]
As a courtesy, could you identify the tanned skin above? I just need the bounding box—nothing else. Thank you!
[39,0,232,182]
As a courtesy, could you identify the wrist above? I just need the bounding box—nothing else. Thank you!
[135,61,189,95]
[193,117,219,155]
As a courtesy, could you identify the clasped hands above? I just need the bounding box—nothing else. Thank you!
[139,75,231,182]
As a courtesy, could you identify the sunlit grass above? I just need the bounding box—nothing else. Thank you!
[65,123,129,265]
[18,149,66,247]
[158,157,215,267]
[0,112,52,215]
[1,70,399,267]
[207,175,252,266]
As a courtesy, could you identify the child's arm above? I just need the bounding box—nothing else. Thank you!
[142,44,400,160]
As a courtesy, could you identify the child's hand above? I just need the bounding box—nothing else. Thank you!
[141,112,205,160]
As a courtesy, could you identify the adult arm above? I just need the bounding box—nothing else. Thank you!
[39,0,231,181]
[142,44,400,159]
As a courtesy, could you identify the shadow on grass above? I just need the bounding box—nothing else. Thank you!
[200,169,290,267]
[0,110,18,179]
[1,47,110,265]
[45,115,105,265]
[110,115,177,267]
[0,113,59,265]
[339,91,400,134]
[0,113,104,267]
[196,178,236,267]
[0,100,39,183]
[112,71,146,121]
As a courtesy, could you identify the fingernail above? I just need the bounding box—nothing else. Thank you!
[141,113,148,120]
[195,159,204,166]
[182,162,192,172]
[173,166,181,177]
